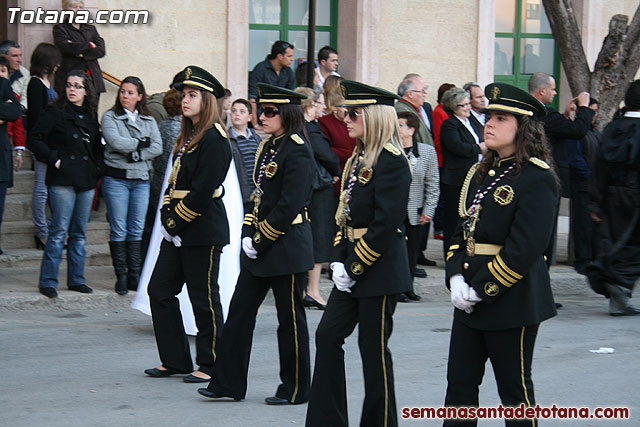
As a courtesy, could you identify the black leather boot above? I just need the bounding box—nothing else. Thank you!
[109,241,128,295]
[126,240,143,291]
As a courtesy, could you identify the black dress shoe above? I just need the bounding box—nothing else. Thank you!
[265,396,291,405]
[417,256,436,267]
[184,374,211,383]
[414,268,427,278]
[610,306,640,317]
[397,293,409,303]
[68,284,93,294]
[406,291,422,301]
[303,295,326,310]
[197,388,241,401]
[39,287,58,298]
[144,367,188,377]
[555,302,563,309]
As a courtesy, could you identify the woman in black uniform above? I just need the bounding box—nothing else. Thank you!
[442,83,558,426]
[145,66,231,384]
[305,80,412,427]
[198,83,315,405]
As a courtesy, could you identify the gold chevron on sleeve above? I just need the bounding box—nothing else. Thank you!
[179,201,200,218]
[258,222,279,241]
[354,245,374,266]
[448,244,460,251]
[162,195,171,206]
[487,261,513,287]
[262,219,284,237]
[446,251,454,261]
[175,201,198,222]
[243,214,255,226]
[333,231,342,246]
[495,254,523,279]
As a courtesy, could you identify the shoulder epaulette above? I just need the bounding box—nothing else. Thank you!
[383,142,401,156]
[529,157,550,169]
[291,134,305,145]
[215,123,227,138]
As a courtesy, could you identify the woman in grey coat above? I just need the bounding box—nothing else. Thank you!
[397,111,439,301]
[101,76,162,295]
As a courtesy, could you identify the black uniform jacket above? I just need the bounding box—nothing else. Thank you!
[332,143,412,298]
[27,103,103,191]
[0,78,21,184]
[445,157,558,330]
[440,115,482,186]
[242,133,315,277]
[161,125,231,247]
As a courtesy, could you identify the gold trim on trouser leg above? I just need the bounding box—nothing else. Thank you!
[207,246,217,360]
[520,326,535,427]
[290,274,300,403]
[381,295,389,427]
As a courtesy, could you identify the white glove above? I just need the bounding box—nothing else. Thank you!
[450,274,476,313]
[467,288,482,303]
[242,236,258,259]
[172,235,182,248]
[161,226,173,242]
[331,262,355,293]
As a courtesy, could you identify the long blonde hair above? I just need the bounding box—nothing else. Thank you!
[173,90,224,155]
[357,104,405,168]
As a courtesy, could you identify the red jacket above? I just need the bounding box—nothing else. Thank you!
[318,112,356,196]
[432,104,450,167]
[8,92,25,148]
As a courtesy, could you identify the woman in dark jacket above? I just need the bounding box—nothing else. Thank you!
[27,70,103,298]
[27,42,62,250]
[53,0,106,97]
[440,87,486,257]
[296,86,340,309]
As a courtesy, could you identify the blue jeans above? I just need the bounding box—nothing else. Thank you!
[102,176,150,242]
[32,159,49,239]
[39,186,94,288]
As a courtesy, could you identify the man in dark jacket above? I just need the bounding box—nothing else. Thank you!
[0,76,22,254]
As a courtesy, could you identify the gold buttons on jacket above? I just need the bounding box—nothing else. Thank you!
[463,262,469,270]
[488,170,496,177]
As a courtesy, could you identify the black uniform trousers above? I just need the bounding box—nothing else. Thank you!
[444,320,539,427]
[306,288,398,427]
[569,171,594,269]
[442,183,462,258]
[147,240,223,375]
[207,269,310,402]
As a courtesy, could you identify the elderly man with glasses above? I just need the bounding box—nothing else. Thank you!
[395,73,434,147]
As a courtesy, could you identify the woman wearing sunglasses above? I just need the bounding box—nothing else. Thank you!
[442,83,558,426]
[145,66,232,384]
[198,83,315,405]
[305,81,412,427]
[27,70,103,298]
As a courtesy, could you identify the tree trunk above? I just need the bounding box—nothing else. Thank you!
[542,1,640,130]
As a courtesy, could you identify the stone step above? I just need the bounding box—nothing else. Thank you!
[0,219,110,249]
[7,170,36,196]
[0,243,111,268]
[2,193,107,224]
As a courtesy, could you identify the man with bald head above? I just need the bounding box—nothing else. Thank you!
[396,74,434,147]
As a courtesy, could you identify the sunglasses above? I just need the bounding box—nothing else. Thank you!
[262,107,280,118]
[346,109,362,121]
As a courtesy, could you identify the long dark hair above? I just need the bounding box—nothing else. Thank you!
[275,103,305,140]
[111,76,151,116]
[59,70,98,118]
[477,114,558,184]
[173,89,224,155]
[30,43,61,78]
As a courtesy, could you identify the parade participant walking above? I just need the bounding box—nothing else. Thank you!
[305,81,412,427]
[198,83,314,404]
[145,66,231,384]
[101,76,162,295]
[588,80,640,316]
[442,83,558,426]
[27,71,103,297]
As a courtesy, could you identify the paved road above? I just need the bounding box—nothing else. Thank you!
[1,281,637,426]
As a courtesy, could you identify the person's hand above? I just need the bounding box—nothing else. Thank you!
[591,212,602,223]
[449,274,475,312]
[332,176,340,184]
[576,91,590,107]
[467,288,483,303]
[242,236,258,259]
[478,142,488,155]
[0,120,5,125]
[331,262,355,293]
[55,159,61,169]
[172,235,182,248]
[161,226,173,242]
[14,153,23,171]
[419,214,431,225]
